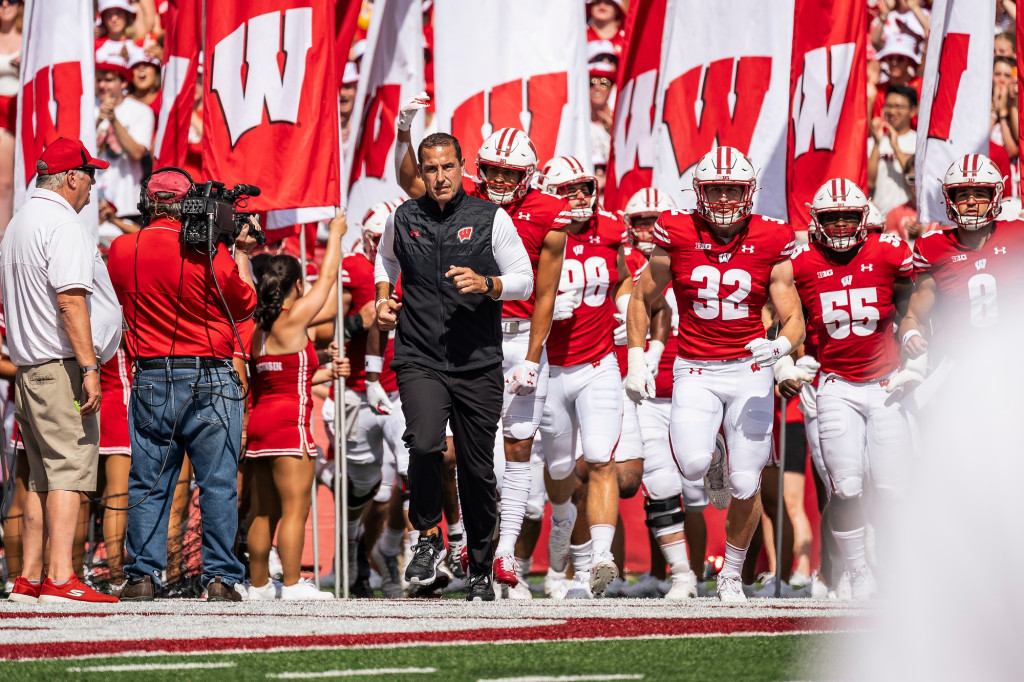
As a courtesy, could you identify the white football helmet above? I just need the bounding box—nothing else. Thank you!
[692,146,757,227]
[476,127,538,205]
[865,201,884,233]
[623,187,677,255]
[538,156,597,221]
[808,178,870,251]
[361,198,404,261]
[942,153,1004,230]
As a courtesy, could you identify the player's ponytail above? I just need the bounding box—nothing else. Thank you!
[254,255,302,331]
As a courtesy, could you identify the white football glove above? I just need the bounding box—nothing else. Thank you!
[645,339,665,378]
[624,347,656,405]
[795,354,821,377]
[552,288,582,321]
[613,313,628,346]
[365,380,394,415]
[773,355,815,384]
[397,91,430,131]
[885,353,928,393]
[506,361,541,396]
[745,336,792,369]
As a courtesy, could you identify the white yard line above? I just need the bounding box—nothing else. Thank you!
[478,676,644,682]
[68,662,237,672]
[267,668,437,679]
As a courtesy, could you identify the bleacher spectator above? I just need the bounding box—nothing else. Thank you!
[870,0,929,55]
[989,55,1019,186]
[94,0,140,66]
[586,0,625,58]
[0,0,19,235]
[869,84,918,217]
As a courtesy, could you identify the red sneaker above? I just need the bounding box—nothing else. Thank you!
[7,576,42,603]
[459,544,469,576]
[39,576,118,603]
[492,554,519,587]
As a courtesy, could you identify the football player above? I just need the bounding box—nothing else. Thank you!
[784,178,914,599]
[621,187,708,599]
[625,147,804,602]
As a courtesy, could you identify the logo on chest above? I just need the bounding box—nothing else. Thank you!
[860,264,873,272]
[741,245,755,254]
[517,212,531,221]
[951,254,967,263]
[695,242,713,251]
[718,253,731,263]
[573,244,584,256]
[817,269,833,279]
[841,275,853,287]
[975,259,987,271]
[457,226,473,243]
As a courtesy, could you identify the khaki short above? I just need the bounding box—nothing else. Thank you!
[14,359,99,492]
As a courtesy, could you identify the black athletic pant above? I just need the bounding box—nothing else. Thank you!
[397,361,503,576]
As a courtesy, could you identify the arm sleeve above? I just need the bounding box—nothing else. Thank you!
[490,208,533,301]
[374,212,401,286]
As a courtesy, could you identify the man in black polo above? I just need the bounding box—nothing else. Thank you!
[374,132,532,601]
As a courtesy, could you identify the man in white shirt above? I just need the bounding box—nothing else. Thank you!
[0,138,122,604]
[869,84,918,217]
[95,62,155,244]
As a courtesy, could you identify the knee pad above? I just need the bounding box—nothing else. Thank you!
[644,495,686,538]
[505,421,539,441]
[831,473,863,500]
[728,470,761,500]
[525,489,546,522]
[678,451,713,483]
[348,474,382,510]
[373,476,394,504]
[680,478,709,512]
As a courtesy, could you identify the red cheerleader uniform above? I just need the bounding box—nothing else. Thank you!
[246,340,318,458]
[99,348,132,456]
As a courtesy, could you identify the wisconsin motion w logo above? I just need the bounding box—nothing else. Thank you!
[210,9,312,147]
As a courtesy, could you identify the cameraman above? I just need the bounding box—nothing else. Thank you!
[107,167,259,602]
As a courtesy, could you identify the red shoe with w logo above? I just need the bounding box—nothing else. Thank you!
[39,575,118,603]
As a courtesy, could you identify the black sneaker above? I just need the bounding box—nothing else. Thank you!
[405,532,447,586]
[466,573,495,602]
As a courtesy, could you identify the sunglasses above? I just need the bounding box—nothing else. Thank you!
[75,167,96,179]
[590,77,613,88]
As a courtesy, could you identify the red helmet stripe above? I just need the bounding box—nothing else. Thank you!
[725,146,732,168]
[497,127,514,152]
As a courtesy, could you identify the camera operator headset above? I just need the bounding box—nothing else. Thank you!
[106,166,261,601]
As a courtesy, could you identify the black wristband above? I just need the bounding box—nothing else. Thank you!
[485,276,495,293]
[344,314,368,341]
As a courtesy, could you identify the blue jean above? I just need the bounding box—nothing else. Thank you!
[124,362,245,589]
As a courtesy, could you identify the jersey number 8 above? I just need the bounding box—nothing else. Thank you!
[562,256,611,307]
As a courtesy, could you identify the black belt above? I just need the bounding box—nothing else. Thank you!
[136,357,233,371]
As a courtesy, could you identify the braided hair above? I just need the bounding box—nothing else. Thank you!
[253,255,302,331]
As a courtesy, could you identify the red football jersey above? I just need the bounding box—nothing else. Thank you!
[547,212,623,367]
[341,253,398,393]
[792,234,912,381]
[912,222,1024,358]
[653,211,796,360]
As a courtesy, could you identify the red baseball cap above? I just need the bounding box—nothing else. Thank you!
[96,61,135,83]
[146,168,192,202]
[36,137,110,175]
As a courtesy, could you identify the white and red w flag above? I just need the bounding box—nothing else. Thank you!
[652,0,794,220]
[153,0,201,171]
[432,0,591,177]
[203,0,340,216]
[915,0,994,224]
[15,0,96,210]
[344,0,424,248]
[787,0,867,229]
[603,0,668,213]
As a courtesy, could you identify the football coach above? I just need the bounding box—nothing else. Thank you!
[374,132,532,602]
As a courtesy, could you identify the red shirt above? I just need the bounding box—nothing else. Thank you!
[547,211,623,367]
[108,218,257,359]
[586,25,627,58]
[341,253,398,392]
[792,234,912,382]
[653,211,796,360]
[912,223,1024,359]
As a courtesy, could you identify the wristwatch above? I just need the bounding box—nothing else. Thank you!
[80,364,100,375]
[485,276,495,293]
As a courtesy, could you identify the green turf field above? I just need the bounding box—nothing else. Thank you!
[1,634,848,681]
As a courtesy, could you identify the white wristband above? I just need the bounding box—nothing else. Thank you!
[375,297,391,311]
[901,329,923,347]
[627,346,647,372]
[775,336,793,358]
[365,355,384,374]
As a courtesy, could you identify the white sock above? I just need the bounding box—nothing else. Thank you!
[380,526,404,557]
[495,461,532,556]
[550,499,575,523]
[516,556,532,580]
[590,523,615,556]
[347,518,361,542]
[571,540,593,573]
[720,542,747,580]
[447,519,464,540]
[832,527,868,574]
[661,539,690,574]
[409,529,420,547]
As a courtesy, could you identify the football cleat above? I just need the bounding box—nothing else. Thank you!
[589,552,618,597]
[544,568,570,599]
[850,566,878,600]
[715,574,747,603]
[447,533,467,580]
[492,553,519,588]
[371,543,404,599]
[704,434,731,510]
[564,572,594,599]
[546,509,577,574]
[664,570,699,600]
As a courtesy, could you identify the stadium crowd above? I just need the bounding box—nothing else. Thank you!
[0,0,1020,604]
